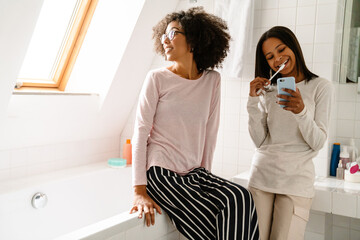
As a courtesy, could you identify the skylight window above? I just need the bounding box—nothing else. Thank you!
[16,0,98,91]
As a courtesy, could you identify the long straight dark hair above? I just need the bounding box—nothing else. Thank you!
[255,26,318,84]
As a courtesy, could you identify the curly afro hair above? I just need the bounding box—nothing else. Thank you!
[152,7,230,73]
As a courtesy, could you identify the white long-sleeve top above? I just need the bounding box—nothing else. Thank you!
[132,68,221,186]
[247,77,334,198]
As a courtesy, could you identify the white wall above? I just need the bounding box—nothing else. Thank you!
[0,0,179,182]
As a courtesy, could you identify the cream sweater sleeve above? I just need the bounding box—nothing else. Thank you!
[247,96,268,148]
[293,80,334,151]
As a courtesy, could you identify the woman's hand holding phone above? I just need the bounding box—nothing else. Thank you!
[276,77,304,114]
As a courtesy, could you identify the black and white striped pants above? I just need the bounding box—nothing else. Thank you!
[146,166,259,240]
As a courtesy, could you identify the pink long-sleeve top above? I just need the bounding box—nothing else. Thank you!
[132,68,221,186]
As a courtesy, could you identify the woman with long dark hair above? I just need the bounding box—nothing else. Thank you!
[247,26,334,240]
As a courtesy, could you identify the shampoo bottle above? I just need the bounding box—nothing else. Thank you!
[123,139,132,165]
[330,143,340,176]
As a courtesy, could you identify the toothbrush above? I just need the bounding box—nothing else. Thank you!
[256,62,286,95]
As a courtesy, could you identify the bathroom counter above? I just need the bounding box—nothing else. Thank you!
[232,172,360,219]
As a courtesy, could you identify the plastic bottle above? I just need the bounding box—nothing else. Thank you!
[336,160,344,180]
[330,143,340,176]
[340,146,350,169]
[123,139,132,165]
[349,138,358,163]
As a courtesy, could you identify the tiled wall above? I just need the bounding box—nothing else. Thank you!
[0,136,120,182]
[306,211,360,240]
[335,83,360,154]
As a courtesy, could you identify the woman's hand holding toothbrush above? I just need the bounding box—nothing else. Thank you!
[249,77,271,97]
[252,63,286,96]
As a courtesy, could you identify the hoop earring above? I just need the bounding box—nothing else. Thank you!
[190,48,194,53]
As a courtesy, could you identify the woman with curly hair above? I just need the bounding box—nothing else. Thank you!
[130,7,259,240]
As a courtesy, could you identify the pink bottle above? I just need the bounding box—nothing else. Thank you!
[123,139,132,165]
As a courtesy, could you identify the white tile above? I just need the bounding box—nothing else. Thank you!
[315,24,336,43]
[332,226,350,240]
[0,150,10,170]
[332,192,357,218]
[237,165,251,174]
[261,0,279,9]
[316,4,338,24]
[223,148,239,166]
[355,103,360,120]
[254,10,262,28]
[254,0,262,10]
[350,218,360,231]
[312,190,332,213]
[239,116,249,133]
[313,62,333,81]
[296,6,316,25]
[28,145,56,164]
[237,149,254,166]
[313,44,334,63]
[307,211,326,234]
[222,163,238,179]
[260,9,278,28]
[241,81,251,97]
[278,8,297,27]
[338,84,357,102]
[355,122,360,139]
[224,115,240,131]
[223,130,239,148]
[0,169,10,182]
[301,44,314,63]
[10,148,28,168]
[296,25,315,45]
[224,98,241,116]
[240,99,248,116]
[337,102,356,120]
[298,0,316,6]
[10,166,28,180]
[333,214,351,228]
[239,132,257,150]
[336,120,355,138]
[350,230,360,240]
[358,197,360,218]
[304,231,325,240]
[225,81,241,98]
[279,0,297,8]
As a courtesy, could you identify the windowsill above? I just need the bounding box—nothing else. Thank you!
[13,89,99,96]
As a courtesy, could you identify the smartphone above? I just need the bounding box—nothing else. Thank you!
[277,77,296,108]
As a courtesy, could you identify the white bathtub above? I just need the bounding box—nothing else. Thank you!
[0,163,180,240]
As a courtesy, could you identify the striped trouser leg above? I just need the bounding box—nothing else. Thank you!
[146,166,260,240]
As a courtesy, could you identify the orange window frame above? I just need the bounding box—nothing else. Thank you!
[17,0,98,91]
